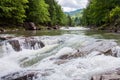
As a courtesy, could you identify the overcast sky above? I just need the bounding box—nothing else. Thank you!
[56,0,88,12]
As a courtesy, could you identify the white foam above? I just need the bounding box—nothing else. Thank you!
[0,58,21,76]
[0,34,120,80]
[60,27,89,31]
[0,44,59,76]
[35,54,120,80]
[55,47,75,57]
[112,46,120,57]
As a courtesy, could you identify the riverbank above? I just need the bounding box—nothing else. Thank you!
[0,25,60,33]
[0,25,120,36]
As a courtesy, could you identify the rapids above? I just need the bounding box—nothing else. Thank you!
[0,27,120,80]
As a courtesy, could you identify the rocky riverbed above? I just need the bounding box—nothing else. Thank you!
[0,29,120,80]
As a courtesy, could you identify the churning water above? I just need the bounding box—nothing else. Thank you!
[0,27,120,80]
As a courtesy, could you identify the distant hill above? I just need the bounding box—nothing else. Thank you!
[65,9,83,18]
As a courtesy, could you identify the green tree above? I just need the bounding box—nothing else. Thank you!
[0,0,28,25]
[81,0,120,30]
[45,0,68,26]
[26,0,50,24]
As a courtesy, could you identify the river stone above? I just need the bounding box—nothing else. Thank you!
[8,40,21,51]
[91,73,120,80]
[79,40,117,55]
[0,36,14,41]
[1,69,53,80]
[24,22,37,30]
[54,60,68,65]
[1,71,37,80]
[24,38,45,49]
[3,37,45,52]
[57,40,118,60]
[57,51,84,60]
[112,46,120,57]
[91,69,120,80]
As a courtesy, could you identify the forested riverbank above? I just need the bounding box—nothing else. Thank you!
[0,0,74,31]
[1,0,120,32]
[81,0,120,32]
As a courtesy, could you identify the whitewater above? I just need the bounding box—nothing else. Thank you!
[0,27,120,80]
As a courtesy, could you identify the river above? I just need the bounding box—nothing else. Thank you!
[0,27,120,80]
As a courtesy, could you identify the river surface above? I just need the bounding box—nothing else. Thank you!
[0,27,120,80]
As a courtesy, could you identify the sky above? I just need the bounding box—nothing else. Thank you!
[56,0,88,12]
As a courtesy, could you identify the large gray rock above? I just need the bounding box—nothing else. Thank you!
[24,38,45,50]
[24,22,37,30]
[1,69,52,80]
[0,36,14,41]
[78,40,117,56]
[3,37,45,52]
[57,40,118,60]
[91,69,120,80]
[8,40,21,51]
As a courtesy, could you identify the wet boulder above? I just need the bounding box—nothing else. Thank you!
[0,37,7,41]
[54,60,68,65]
[2,37,45,52]
[58,52,84,60]
[1,69,54,80]
[112,46,120,57]
[79,40,117,56]
[56,47,81,60]
[56,40,119,60]
[24,38,45,50]
[0,36,14,41]
[8,40,21,51]
[91,68,120,80]
[24,22,37,30]
[1,70,38,80]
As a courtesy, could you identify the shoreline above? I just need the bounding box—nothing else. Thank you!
[0,26,120,34]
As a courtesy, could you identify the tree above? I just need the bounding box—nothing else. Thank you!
[0,0,28,25]
[45,0,68,26]
[26,0,50,24]
[81,0,120,29]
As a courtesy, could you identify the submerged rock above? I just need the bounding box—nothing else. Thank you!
[8,40,21,51]
[24,38,45,50]
[54,60,68,65]
[78,40,117,56]
[57,40,119,60]
[2,37,45,52]
[0,36,14,41]
[1,70,37,80]
[1,69,54,80]
[58,52,84,60]
[91,68,120,80]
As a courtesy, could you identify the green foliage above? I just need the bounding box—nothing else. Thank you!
[66,15,75,26]
[0,0,69,28]
[81,0,120,29]
[0,0,28,24]
[45,0,68,26]
[110,6,120,21]
[26,0,50,24]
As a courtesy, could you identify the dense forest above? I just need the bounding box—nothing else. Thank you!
[0,0,73,30]
[81,0,120,32]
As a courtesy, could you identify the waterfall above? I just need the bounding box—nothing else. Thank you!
[1,37,45,53]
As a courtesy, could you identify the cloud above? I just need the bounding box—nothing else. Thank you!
[56,0,88,12]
